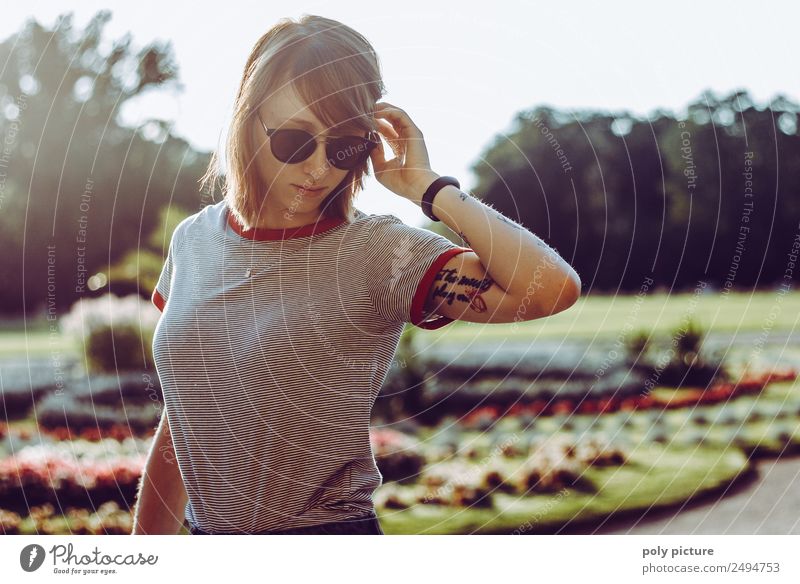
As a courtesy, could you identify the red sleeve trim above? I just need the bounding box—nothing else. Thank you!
[152,289,166,312]
[410,247,473,330]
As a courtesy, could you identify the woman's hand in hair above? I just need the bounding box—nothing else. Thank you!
[369,102,440,204]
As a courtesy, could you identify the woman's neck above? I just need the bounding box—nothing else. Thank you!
[245,204,326,230]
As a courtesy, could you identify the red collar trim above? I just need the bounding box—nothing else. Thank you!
[226,207,346,241]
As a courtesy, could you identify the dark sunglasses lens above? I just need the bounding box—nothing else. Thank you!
[327,136,375,170]
[271,129,316,163]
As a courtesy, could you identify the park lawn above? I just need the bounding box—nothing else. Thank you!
[0,330,79,359]
[2,290,798,358]
[377,443,749,534]
[415,290,800,347]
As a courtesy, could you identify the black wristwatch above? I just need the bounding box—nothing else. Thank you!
[421,176,460,222]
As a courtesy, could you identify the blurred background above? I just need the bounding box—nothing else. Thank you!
[0,1,798,535]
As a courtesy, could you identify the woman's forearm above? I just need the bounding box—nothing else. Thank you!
[411,172,581,313]
[132,415,189,535]
[132,462,188,534]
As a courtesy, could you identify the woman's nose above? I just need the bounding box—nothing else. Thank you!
[302,138,331,177]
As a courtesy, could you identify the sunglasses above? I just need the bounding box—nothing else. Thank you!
[257,111,380,171]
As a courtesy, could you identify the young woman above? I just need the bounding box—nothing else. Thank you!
[132,14,581,536]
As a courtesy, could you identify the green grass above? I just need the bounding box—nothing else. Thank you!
[377,443,750,534]
[416,289,800,346]
[2,290,797,358]
[0,330,79,358]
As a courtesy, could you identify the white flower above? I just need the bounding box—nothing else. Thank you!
[60,293,160,341]
[15,437,150,463]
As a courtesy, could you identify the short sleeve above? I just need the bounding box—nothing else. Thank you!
[363,214,472,330]
[151,224,181,313]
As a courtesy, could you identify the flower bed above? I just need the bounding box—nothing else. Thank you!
[375,443,750,534]
[39,424,151,442]
[0,501,132,535]
[374,429,630,512]
[457,368,795,427]
[370,428,426,482]
[0,447,145,513]
[0,360,71,419]
[37,394,161,436]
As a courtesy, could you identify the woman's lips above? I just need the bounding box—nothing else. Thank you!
[293,184,326,195]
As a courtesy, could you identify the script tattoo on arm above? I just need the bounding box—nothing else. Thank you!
[429,267,495,314]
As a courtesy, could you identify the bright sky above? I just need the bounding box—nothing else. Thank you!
[2,0,797,226]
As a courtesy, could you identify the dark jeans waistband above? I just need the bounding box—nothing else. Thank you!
[189,510,384,535]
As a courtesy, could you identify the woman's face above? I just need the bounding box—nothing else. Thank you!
[253,84,358,225]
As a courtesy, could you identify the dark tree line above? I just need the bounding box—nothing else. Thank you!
[461,90,800,293]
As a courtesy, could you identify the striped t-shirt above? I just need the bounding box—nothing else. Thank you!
[150,199,471,533]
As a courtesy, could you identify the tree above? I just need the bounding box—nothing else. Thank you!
[0,11,214,315]
[455,90,800,293]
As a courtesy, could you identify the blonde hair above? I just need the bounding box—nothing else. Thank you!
[200,15,386,228]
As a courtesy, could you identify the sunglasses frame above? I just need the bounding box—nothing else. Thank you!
[256,110,380,170]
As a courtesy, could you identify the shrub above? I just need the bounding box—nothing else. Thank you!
[60,294,160,374]
[625,329,652,364]
[645,318,728,387]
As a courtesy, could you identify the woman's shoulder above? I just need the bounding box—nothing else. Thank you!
[165,201,224,253]
[350,208,408,230]
[351,209,449,242]
[181,200,225,234]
